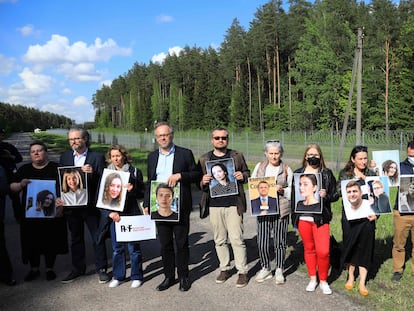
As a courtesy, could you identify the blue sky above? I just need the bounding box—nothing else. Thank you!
[0,0,270,124]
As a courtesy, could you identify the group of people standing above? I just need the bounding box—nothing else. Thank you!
[1,125,413,300]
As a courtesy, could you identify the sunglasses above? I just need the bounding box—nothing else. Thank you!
[266,140,280,143]
[213,136,228,141]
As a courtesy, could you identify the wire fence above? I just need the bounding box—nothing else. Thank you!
[47,129,414,174]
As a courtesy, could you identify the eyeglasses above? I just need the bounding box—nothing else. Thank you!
[68,137,83,142]
[213,136,228,141]
[266,140,280,143]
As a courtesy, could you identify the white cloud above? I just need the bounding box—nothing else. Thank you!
[151,46,183,64]
[18,24,34,36]
[18,67,53,93]
[73,96,88,106]
[57,62,102,81]
[156,14,174,24]
[0,54,16,76]
[23,35,132,65]
[61,88,71,95]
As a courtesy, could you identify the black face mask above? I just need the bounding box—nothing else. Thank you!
[307,156,320,166]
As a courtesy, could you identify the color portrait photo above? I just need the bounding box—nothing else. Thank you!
[372,150,400,186]
[398,175,414,213]
[58,166,88,206]
[149,181,180,222]
[248,176,278,216]
[97,168,130,212]
[294,173,322,214]
[206,158,238,198]
[341,179,376,220]
[366,176,392,214]
[25,179,57,218]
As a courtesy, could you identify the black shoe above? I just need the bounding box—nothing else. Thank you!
[98,269,110,284]
[391,272,402,282]
[46,270,56,281]
[24,270,40,282]
[61,271,82,284]
[179,277,191,292]
[156,277,175,291]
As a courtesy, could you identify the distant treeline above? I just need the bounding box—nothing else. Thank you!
[92,0,414,133]
[0,102,73,132]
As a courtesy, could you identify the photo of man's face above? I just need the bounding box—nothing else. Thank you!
[346,185,362,206]
[258,182,269,197]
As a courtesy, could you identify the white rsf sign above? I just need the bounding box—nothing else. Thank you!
[115,215,156,242]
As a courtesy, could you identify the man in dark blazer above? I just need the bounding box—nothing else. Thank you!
[58,127,109,284]
[144,121,199,292]
[251,180,278,216]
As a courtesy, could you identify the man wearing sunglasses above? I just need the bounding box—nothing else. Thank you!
[197,127,250,288]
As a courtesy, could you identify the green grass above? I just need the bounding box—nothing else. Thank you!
[34,131,414,310]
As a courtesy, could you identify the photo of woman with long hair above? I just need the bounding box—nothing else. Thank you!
[208,161,238,197]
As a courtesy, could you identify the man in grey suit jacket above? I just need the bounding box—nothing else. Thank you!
[143,122,199,292]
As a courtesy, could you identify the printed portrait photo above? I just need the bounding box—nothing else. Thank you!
[398,175,414,213]
[206,158,238,198]
[372,150,400,186]
[96,168,130,212]
[149,181,180,222]
[294,173,322,214]
[248,176,278,216]
[58,166,88,206]
[341,179,376,220]
[25,179,57,218]
[366,176,392,214]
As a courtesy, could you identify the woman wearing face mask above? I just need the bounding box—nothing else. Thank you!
[292,144,339,295]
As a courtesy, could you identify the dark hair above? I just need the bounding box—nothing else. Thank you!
[382,160,398,179]
[211,162,230,182]
[30,141,48,152]
[346,180,361,190]
[155,183,174,196]
[258,180,270,187]
[107,144,131,164]
[343,145,368,175]
[36,189,55,216]
[407,140,414,149]
[211,127,229,137]
[299,173,318,187]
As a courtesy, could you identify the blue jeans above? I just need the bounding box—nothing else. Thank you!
[110,222,143,281]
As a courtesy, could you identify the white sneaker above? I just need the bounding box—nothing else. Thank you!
[109,279,121,288]
[306,280,318,292]
[319,281,332,295]
[255,268,272,283]
[131,280,142,288]
[275,268,284,285]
